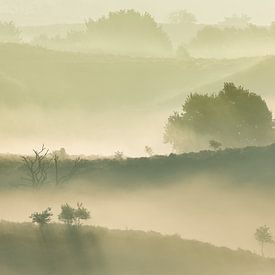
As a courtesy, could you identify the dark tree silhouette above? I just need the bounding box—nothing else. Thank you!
[30,208,53,228]
[22,145,51,188]
[114,151,124,161]
[165,83,274,152]
[58,203,75,225]
[209,140,222,151]
[145,146,154,157]
[58,203,90,227]
[82,10,172,55]
[255,225,273,257]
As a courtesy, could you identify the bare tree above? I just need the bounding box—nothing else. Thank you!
[145,146,153,157]
[22,145,50,188]
[53,154,81,185]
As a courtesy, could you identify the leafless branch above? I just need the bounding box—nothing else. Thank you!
[21,145,50,188]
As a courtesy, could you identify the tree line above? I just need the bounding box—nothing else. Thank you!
[33,10,172,56]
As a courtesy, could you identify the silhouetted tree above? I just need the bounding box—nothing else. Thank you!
[30,207,53,228]
[22,145,51,188]
[145,146,153,157]
[114,151,124,161]
[58,203,75,226]
[58,203,90,227]
[190,24,274,57]
[165,83,274,152]
[84,10,171,55]
[255,225,273,257]
[209,140,222,151]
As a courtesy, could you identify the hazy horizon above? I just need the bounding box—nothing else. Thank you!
[1,2,275,272]
[1,0,275,26]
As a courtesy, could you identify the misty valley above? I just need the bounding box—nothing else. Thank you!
[1,3,275,275]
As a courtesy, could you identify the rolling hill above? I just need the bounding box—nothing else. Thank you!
[1,143,275,189]
[0,222,274,275]
[0,43,263,110]
[0,43,269,155]
[169,56,275,111]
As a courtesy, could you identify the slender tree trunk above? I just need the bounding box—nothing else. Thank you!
[54,156,59,185]
[261,241,264,257]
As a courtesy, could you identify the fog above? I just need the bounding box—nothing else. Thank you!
[1,2,275,274]
[1,0,275,25]
[0,107,171,156]
[1,176,275,256]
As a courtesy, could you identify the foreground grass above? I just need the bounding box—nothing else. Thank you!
[0,221,274,275]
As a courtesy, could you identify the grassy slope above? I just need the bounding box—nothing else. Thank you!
[0,221,274,275]
[1,143,275,189]
[0,43,261,110]
[0,43,266,155]
[171,56,275,105]
[20,23,86,42]
[59,143,275,188]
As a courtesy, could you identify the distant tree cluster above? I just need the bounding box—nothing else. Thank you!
[34,10,172,56]
[30,203,90,228]
[58,203,90,226]
[169,10,197,25]
[189,22,275,57]
[219,14,251,29]
[165,83,274,153]
[0,21,21,43]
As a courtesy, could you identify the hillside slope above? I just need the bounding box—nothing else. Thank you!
[0,43,262,109]
[169,56,275,110]
[1,143,275,189]
[0,222,274,275]
[0,43,265,155]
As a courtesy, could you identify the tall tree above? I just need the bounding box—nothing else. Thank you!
[255,225,273,257]
[164,83,274,152]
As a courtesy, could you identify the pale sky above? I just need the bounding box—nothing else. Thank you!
[0,0,275,26]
